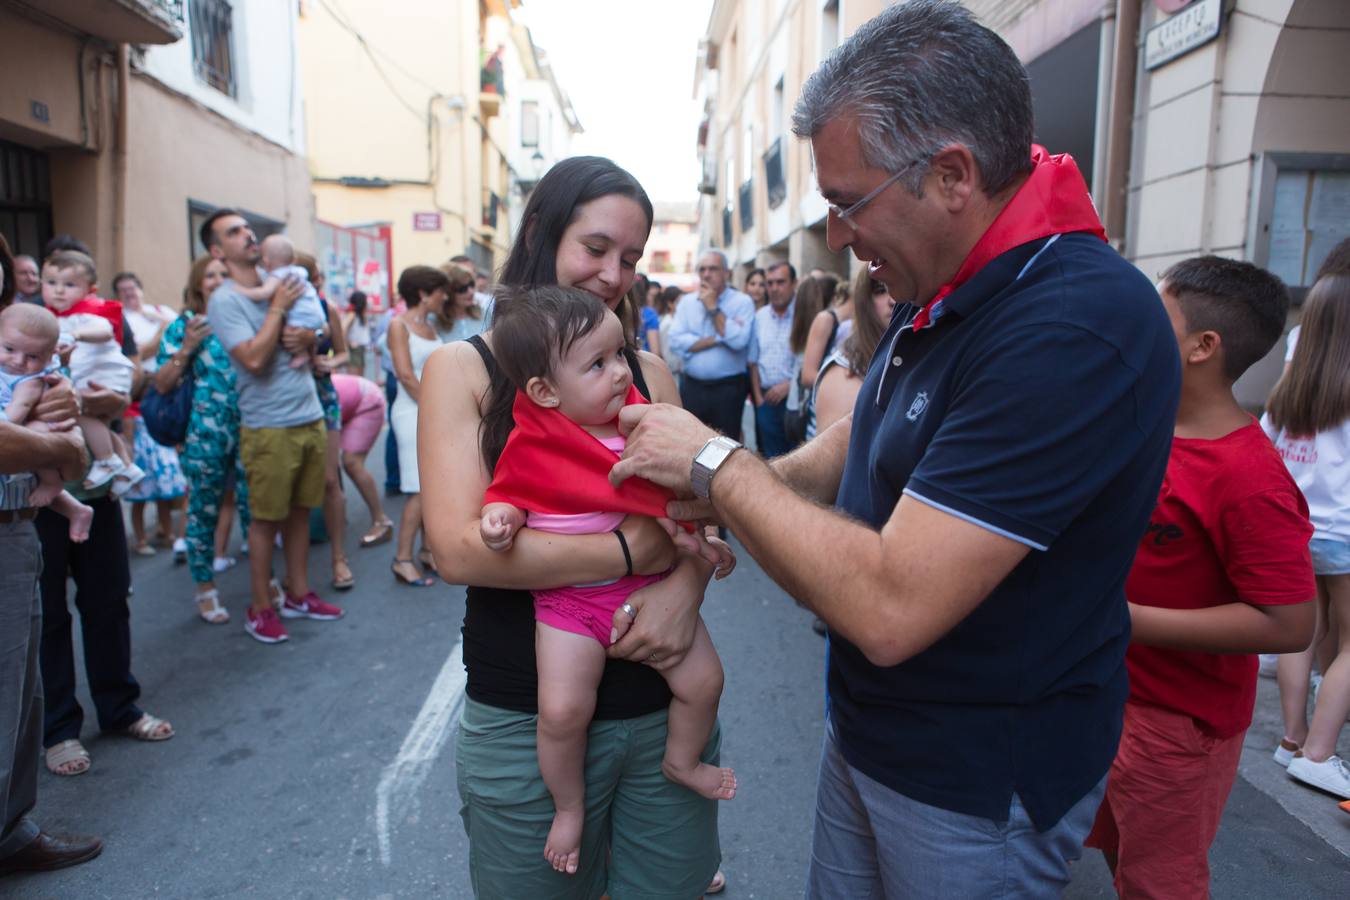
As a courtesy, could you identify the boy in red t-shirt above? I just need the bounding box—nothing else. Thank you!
[1085,256,1316,897]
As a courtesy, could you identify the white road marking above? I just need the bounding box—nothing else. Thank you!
[375,641,467,866]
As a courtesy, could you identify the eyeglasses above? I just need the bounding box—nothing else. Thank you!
[827,153,931,231]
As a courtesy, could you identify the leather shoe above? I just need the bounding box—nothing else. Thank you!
[0,832,102,876]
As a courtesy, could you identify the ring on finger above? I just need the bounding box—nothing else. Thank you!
[649,653,659,662]
[620,602,637,619]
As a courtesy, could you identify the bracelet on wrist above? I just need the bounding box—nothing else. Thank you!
[613,528,634,578]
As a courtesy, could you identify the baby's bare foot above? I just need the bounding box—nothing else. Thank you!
[543,808,584,875]
[663,759,737,800]
[67,503,94,543]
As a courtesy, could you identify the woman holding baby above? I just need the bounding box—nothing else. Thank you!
[420,157,729,898]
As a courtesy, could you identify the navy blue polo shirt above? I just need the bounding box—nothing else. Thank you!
[831,232,1180,830]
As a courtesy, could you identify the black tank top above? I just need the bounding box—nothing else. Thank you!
[461,335,671,718]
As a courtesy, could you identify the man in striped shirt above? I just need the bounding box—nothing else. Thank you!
[0,375,104,876]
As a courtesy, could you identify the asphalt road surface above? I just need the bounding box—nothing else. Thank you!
[8,434,1349,898]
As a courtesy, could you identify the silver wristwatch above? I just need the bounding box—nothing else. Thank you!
[690,435,743,500]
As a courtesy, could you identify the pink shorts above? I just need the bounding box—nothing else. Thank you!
[340,386,385,455]
[534,572,668,645]
[1084,700,1244,898]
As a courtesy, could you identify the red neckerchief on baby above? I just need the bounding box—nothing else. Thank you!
[484,384,680,522]
[53,293,125,345]
[908,146,1106,331]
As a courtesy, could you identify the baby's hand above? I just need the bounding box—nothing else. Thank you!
[480,503,524,552]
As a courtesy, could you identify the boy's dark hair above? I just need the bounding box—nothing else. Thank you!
[768,260,797,282]
[45,249,98,286]
[43,234,90,260]
[396,265,451,306]
[199,208,242,250]
[1161,256,1289,382]
[490,285,608,394]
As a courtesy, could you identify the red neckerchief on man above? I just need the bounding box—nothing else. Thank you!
[484,384,676,519]
[909,146,1106,330]
[53,292,125,344]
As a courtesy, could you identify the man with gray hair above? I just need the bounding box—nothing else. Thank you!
[667,249,756,439]
[610,1,1179,894]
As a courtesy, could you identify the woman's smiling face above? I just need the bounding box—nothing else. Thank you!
[553,195,650,310]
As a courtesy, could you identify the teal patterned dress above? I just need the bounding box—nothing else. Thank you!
[157,313,251,585]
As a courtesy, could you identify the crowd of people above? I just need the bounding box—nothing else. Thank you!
[2,1,1348,896]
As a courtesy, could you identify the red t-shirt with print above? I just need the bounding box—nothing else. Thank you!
[1125,420,1315,738]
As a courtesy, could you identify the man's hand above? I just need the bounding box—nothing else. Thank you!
[281,326,317,355]
[32,375,79,431]
[698,284,720,312]
[47,428,89,482]
[80,382,129,419]
[763,381,791,406]
[610,403,716,494]
[269,276,305,313]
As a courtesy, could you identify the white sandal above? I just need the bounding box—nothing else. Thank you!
[196,588,229,624]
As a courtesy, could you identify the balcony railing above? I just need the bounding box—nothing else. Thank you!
[738,179,754,232]
[35,0,184,44]
[763,137,786,210]
[722,205,734,247]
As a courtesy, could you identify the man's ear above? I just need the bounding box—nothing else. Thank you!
[207,243,225,262]
[525,375,559,408]
[929,143,979,213]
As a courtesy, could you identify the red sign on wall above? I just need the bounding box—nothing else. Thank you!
[413,212,442,232]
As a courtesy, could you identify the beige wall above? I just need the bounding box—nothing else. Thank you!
[122,75,316,309]
[0,10,313,313]
[0,11,88,149]
[299,0,503,279]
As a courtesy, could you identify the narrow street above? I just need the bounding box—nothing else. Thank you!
[8,443,1348,898]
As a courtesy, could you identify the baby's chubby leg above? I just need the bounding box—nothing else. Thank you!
[659,618,737,801]
[48,489,95,542]
[77,414,114,460]
[535,622,607,876]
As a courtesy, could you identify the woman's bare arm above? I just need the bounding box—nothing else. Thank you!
[800,311,836,389]
[388,318,420,403]
[419,340,676,590]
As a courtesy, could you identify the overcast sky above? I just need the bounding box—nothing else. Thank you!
[516,0,714,204]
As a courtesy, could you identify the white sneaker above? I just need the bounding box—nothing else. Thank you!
[1258,654,1279,678]
[173,537,188,564]
[1274,738,1300,767]
[1287,753,1350,799]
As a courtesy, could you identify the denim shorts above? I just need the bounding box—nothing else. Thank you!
[1310,537,1350,575]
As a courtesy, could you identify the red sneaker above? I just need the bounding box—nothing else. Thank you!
[281,590,344,621]
[245,607,289,644]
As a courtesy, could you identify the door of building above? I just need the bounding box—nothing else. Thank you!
[0,140,54,259]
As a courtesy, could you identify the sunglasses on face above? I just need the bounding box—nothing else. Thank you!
[454,284,473,293]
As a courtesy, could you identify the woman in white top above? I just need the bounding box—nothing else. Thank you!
[388,265,452,587]
[342,291,373,377]
[1263,271,1350,798]
[113,271,188,557]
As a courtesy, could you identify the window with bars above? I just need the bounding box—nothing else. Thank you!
[190,0,236,97]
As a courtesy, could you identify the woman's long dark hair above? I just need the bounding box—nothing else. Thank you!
[482,157,653,472]
[0,233,16,308]
[349,290,367,325]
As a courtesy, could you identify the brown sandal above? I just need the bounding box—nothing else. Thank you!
[361,518,394,547]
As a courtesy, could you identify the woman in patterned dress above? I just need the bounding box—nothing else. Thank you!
[153,256,252,624]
